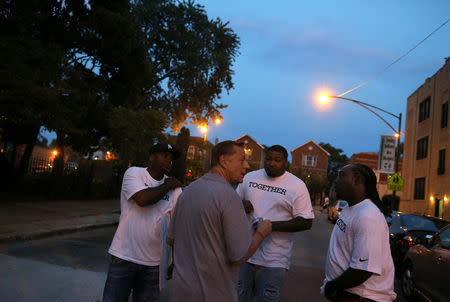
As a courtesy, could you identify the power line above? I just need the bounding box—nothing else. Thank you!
[338,17,450,97]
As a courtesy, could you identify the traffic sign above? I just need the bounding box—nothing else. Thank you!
[388,173,404,191]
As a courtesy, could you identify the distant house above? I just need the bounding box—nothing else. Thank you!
[235,134,265,171]
[349,152,403,199]
[290,140,329,179]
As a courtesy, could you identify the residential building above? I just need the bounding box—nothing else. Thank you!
[235,134,265,171]
[402,58,450,220]
[290,140,329,179]
[290,141,330,205]
[349,152,403,199]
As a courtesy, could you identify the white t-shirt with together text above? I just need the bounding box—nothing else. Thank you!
[236,169,314,269]
[109,167,182,266]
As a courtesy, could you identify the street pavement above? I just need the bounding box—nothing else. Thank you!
[0,200,404,301]
[0,199,120,243]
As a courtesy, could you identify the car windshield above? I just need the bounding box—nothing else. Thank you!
[400,214,448,231]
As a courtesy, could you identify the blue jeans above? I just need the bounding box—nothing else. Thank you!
[238,262,287,302]
[103,256,160,302]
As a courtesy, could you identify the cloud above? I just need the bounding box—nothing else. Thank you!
[230,16,445,79]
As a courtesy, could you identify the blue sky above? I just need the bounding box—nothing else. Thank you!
[186,0,450,157]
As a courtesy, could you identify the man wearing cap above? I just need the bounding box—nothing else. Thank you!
[103,143,183,302]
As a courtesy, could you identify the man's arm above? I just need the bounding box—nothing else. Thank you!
[166,237,175,280]
[233,220,272,265]
[131,177,182,207]
[271,216,313,232]
[324,268,372,300]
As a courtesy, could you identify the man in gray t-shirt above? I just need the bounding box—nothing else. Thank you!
[161,140,272,302]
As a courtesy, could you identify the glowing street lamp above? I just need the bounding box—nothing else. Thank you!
[317,93,403,197]
[199,124,208,142]
[213,118,222,125]
[198,117,223,142]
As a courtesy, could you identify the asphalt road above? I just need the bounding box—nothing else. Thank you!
[0,209,405,302]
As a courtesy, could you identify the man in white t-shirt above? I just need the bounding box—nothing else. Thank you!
[103,143,183,302]
[236,145,314,302]
[321,164,396,302]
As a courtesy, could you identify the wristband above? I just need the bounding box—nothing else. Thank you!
[255,231,265,241]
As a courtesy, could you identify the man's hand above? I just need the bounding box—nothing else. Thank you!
[166,263,174,280]
[163,177,182,190]
[256,219,272,237]
[242,200,254,214]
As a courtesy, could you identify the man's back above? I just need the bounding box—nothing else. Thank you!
[164,173,251,302]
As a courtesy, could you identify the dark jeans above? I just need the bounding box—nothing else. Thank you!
[103,256,160,302]
[238,262,287,302]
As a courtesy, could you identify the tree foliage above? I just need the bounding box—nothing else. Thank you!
[132,0,240,130]
[319,142,349,190]
[0,0,240,178]
[107,106,167,166]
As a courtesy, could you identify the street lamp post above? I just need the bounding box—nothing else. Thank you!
[319,95,402,197]
[198,118,223,143]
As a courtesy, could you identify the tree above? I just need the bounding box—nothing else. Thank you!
[132,0,240,130]
[319,142,349,192]
[106,106,167,166]
[172,127,190,183]
[1,0,240,182]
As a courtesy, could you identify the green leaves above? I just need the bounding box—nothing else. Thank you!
[107,106,167,165]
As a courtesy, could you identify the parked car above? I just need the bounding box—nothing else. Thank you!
[387,211,448,272]
[328,200,348,223]
[401,223,450,301]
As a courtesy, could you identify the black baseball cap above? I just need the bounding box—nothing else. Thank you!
[149,143,180,159]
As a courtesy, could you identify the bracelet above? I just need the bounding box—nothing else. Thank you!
[255,231,265,240]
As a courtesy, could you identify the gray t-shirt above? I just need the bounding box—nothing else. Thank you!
[163,173,251,302]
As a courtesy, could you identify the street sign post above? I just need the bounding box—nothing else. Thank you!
[388,173,404,191]
[378,135,396,174]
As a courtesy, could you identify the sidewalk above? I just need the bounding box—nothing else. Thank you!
[0,199,120,243]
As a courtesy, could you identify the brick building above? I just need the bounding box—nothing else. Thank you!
[401,58,450,220]
[235,134,265,171]
[290,141,329,179]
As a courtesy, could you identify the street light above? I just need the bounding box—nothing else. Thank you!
[198,117,223,142]
[318,94,403,197]
[199,124,208,142]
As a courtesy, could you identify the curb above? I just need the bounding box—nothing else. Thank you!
[0,221,119,244]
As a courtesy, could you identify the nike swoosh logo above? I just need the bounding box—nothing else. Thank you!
[359,258,368,262]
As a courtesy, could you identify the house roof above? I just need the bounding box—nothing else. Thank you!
[290,140,331,156]
[235,133,264,150]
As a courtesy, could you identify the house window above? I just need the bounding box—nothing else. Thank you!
[244,147,252,160]
[442,102,448,128]
[414,178,425,200]
[187,145,195,160]
[302,155,317,167]
[416,137,428,160]
[438,149,446,175]
[418,97,430,122]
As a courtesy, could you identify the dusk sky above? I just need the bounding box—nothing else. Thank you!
[188,0,450,157]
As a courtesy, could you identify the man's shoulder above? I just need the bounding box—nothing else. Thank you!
[244,169,264,180]
[282,172,307,189]
[125,166,146,175]
[354,200,385,223]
